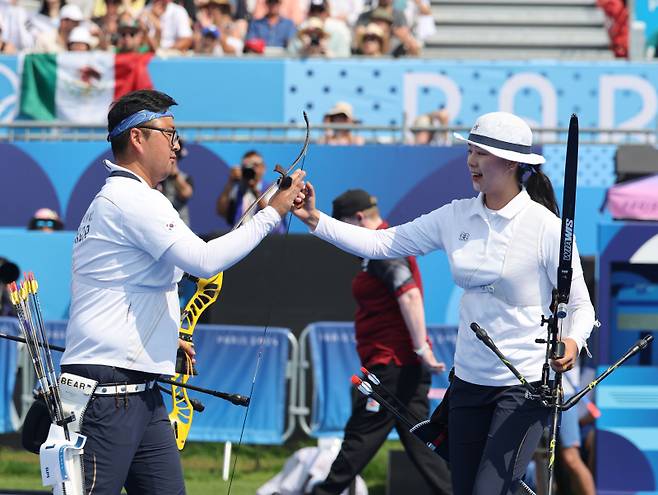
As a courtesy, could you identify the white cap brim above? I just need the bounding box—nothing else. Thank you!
[453,132,545,165]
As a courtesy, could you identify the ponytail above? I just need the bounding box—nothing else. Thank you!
[516,165,559,216]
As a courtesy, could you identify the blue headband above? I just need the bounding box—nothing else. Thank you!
[107,110,173,141]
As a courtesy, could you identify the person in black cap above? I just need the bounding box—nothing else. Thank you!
[312,188,450,495]
[294,111,595,495]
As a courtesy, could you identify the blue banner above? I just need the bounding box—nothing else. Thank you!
[177,324,292,445]
[305,322,457,438]
[1,57,658,132]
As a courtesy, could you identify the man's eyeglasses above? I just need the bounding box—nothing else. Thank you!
[138,125,180,148]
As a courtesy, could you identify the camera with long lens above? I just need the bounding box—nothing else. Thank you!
[241,165,256,181]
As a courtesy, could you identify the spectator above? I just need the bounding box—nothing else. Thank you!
[216,150,286,232]
[92,0,145,19]
[0,17,17,53]
[115,17,154,52]
[142,0,193,52]
[557,365,596,495]
[250,0,304,27]
[246,0,296,51]
[0,0,33,50]
[329,0,363,27]
[156,139,194,226]
[194,0,243,55]
[28,208,64,232]
[292,16,329,57]
[409,108,450,145]
[92,0,123,49]
[301,0,351,58]
[403,0,434,45]
[355,0,419,56]
[30,0,65,37]
[194,23,221,53]
[67,24,93,49]
[33,3,83,52]
[355,22,385,55]
[319,101,365,145]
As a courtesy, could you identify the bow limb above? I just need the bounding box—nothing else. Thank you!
[169,272,224,450]
[233,112,310,231]
[227,113,311,493]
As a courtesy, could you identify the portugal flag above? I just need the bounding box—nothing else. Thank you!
[18,52,153,123]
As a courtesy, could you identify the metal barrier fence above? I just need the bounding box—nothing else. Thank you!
[1,121,657,145]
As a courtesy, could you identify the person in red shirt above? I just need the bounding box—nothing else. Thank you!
[312,189,450,495]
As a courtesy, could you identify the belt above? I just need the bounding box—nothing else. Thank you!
[94,380,158,395]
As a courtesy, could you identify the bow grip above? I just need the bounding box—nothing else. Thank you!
[274,164,293,190]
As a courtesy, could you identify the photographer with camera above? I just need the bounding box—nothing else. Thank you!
[217,150,287,233]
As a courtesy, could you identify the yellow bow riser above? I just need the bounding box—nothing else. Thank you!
[168,272,223,450]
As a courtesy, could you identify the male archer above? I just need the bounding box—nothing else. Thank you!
[59,89,306,494]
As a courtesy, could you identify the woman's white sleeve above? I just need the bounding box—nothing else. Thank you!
[311,207,448,260]
[162,206,281,278]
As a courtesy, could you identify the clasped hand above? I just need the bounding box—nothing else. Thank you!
[268,170,307,218]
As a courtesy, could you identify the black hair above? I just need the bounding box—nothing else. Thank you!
[516,165,559,216]
[107,89,177,156]
[40,0,67,17]
[241,149,262,160]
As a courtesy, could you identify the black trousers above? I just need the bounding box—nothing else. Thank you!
[313,362,452,495]
[448,376,549,495]
[61,364,185,495]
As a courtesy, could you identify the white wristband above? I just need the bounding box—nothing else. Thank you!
[414,342,430,356]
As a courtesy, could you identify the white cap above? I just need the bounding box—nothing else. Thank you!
[453,111,545,165]
[68,26,92,45]
[60,4,84,22]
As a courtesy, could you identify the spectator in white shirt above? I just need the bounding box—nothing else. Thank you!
[0,0,33,50]
[33,3,83,52]
[293,111,595,495]
[142,0,193,52]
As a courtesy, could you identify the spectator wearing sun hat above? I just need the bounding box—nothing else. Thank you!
[67,24,94,49]
[319,101,365,145]
[296,0,351,57]
[355,22,386,55]
[355,0,419,56]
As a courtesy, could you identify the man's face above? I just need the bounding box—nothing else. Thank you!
[117,28,140,52]
[241,155,266,185]
[329,113,349,124]
[68,41,90,51]
[138,116,180,185]
[266,0,281,15]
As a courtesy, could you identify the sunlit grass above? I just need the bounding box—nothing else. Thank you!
[0,440,401,495]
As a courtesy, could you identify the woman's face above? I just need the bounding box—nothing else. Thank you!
[466,144,517,195]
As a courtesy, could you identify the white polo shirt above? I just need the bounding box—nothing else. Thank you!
[313,189,595,386]
[61,161,188,375]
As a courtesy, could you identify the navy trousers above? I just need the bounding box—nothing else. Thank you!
[448,376,549,495]
[61,364,185,495]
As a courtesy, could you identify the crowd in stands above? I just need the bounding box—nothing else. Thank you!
[0,0,436,56]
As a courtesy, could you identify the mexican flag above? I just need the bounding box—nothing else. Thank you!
[18,52,153,123]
